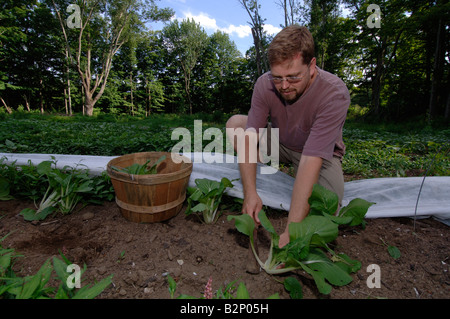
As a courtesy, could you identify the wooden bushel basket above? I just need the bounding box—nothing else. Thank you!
[106,152,193,223]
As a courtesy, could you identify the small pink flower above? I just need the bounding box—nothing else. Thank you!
[203,276,213,299]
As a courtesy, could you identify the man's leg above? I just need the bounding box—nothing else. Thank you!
[282,147,344,205]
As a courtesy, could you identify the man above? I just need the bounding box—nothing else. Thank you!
[226,25,350,248]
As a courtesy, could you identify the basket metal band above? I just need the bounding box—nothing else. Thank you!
[115,194,186,215]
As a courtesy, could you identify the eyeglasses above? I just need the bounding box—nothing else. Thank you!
[269,74,305,84]
[268,62,311,84]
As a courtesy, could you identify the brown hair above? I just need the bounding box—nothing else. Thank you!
[267,25,315,67]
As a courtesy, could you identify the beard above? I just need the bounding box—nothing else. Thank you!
[279,89,302,104]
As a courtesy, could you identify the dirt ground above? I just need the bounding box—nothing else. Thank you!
[1,191,449,301]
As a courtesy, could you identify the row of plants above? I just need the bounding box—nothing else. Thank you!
[0,234,112,299]
[1,152,373,298]
[167,184,374,299]
[1,114,448,177]
[0,157,114,221]
[0,114,446,298]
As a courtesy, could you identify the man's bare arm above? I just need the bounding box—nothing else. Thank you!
[279,155,323,247]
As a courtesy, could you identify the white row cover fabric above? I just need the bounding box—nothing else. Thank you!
[1,152,449,225]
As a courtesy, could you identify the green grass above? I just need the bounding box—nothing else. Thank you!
[0,113,448,178]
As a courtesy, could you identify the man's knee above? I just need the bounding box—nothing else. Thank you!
[226,114,247,129]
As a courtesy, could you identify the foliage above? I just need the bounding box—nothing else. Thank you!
[1,0,448,120]
[0,157,115,220]
[17,159,94,221]
[228,184,374,295]
[166,275,279,299]
[0,238,112,299]
[186,178,235,224]
[111,155,166,175]
[0,115,448,179]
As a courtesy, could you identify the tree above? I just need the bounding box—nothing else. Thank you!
[50,0,173,116]
[276,0,304,27]
[344,0,408,118]
[162,19,208,115]
[239,0,269,76]
[306,0,341,69]
[1,0,63,114]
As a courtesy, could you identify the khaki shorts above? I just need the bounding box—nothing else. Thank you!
[265,124,344,204]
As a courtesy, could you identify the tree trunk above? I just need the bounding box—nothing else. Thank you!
[428,16,444,123]
[146,78,151,117]
[445,93,450,121]
[130,73,134,116]
[252,28,263,76]
[84,94,95,116]
[66,67,72,115]
[23,94,30,112]
[1,97,12,114]
[39,79,44,114]
[371,49,384,117]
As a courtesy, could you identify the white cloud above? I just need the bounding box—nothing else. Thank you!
[221,24,252,38]
[184,11,218,30]
[180,11,251,38]
[264,24,282,36]
[177,12,281,39]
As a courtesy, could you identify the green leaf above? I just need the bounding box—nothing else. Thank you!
[20,207,55,221]
[75,180,93,193]
[339,198,374,226]
[283,277,303,299]
[36,161,53,176]
[388,246,401,259]
[72,275,113,299]
[236,282,250,299]
[195,178,221,195]
[0,178,13,200]
[17,259,53,299]
[187,187,203,201]
[227,214,255,239]
[301,262,331,295]
[190,203,208,213]
[52,257,71,288]
[333,253,362,273]
[54,284,69,299]
[167,275,177,298]
[220,177,233,188]
[308,184,339,216]
[289,215,338,246]
[0,252,12,271]
[258,210,277,236]
[301,249,354,294]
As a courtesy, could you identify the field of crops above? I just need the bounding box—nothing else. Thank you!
[1,113,448,179]
[0,113,449,300]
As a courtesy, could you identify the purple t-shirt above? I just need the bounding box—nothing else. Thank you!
[246,67,350,160]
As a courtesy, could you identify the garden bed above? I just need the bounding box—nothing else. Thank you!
[1,196,448,299]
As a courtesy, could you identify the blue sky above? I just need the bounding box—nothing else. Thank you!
[150,0,286,55]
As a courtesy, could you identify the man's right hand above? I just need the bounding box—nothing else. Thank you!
[241,191,263,225]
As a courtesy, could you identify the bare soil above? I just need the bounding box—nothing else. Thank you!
[1,195,449,300]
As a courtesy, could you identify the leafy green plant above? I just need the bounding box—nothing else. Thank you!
[111,155,166,175]
[380,238,401,260]
[0,238,112,299]
[185,178,234,224]
[166,275,279,299]
[18,160,94,221]
[227,184,374,295]
[283,277,303,299]
[0,178,13,201]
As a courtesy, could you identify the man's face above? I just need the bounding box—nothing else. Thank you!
[270,55,316,104]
